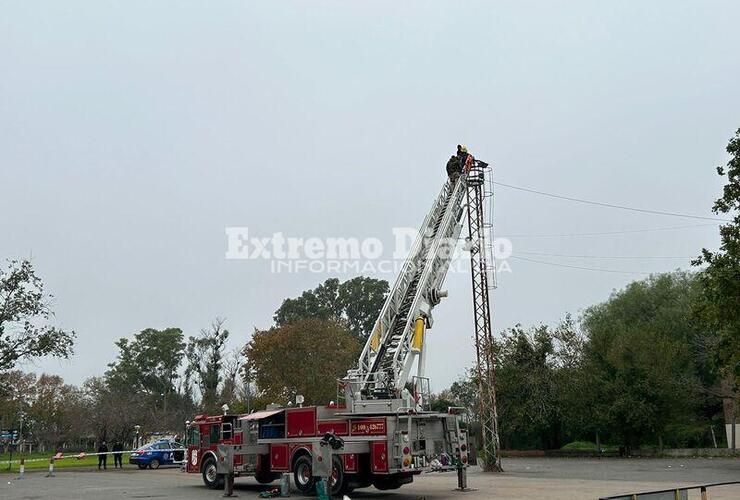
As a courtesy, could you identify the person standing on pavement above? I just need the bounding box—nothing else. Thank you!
[112,440,123,469]
[97,441,109,470]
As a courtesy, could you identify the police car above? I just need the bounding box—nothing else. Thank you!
[129,439,185,469]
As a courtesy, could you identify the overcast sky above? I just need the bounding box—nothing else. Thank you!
[2,1,738,393]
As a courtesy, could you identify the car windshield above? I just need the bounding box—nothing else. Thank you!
[140,442,162,450]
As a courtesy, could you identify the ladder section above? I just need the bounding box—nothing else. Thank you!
[357,176,467,396]
[355,179,456,377]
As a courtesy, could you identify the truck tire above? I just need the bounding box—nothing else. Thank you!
[292,455,316,494]
[329,456,348,496]
[201,456,224,490]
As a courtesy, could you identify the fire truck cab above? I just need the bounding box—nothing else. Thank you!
[186,404,468,495]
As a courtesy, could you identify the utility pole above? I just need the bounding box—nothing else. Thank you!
[465,163,502,472]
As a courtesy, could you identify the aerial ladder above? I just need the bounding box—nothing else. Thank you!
[342,156,502,471]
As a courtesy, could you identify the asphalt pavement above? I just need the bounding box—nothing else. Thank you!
[1,458,738,499]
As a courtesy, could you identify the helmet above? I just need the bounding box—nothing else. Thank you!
[459,145,468,153]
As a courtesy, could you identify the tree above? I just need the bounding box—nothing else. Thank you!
[550,316,600,446]
[186,318,230,413]
[581,272,706,450]
[495,324,561,449]
[0,370,36,448]
[438,279,722,452]
[106,327,186,407]
[84,376,145,445]
[274,276,389,339]
[337,277,390,340]
[429,390,459,413]
[448,372,480,419]
[0,259,75,371]
[219,349,245,411]
[28,374,87,451]
[694,127,740,447]
[244,318,361,406]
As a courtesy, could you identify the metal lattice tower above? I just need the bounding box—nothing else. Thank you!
[465,164,502,472]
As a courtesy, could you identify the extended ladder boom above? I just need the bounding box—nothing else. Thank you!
[345,174,469,407]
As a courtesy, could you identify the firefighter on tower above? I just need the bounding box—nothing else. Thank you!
[447,144,474,182]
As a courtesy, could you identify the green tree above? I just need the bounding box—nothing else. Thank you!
[495,324,560,449]
[107,328,186,402]
[274,276,389,339]
[581,272,706,450]
[0,260,75,371]
[105,327,190,431]
[244,318,360,406]
[694,128,740,447]
[448,372,480,419]
[429,391,459,413]
[551,316,602,446]
[337,277,390,340]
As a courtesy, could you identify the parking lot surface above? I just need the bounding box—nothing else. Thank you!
[1,458,738,499]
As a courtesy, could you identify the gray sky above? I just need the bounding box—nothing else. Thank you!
[1,1,738,393]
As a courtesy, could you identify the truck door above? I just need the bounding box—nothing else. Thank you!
[186,425,201,473]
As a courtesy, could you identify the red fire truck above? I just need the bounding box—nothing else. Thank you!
[185,403,468,495]
[184,171,493,494]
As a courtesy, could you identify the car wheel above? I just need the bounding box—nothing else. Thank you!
[149,459,160,470]
[201,456,224,490]
[292,455,316,494]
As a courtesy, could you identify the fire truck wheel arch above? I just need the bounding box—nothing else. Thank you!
[199,450,217,471]
[289,446,312,471]
[200,454,224,490]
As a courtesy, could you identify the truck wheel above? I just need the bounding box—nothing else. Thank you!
[292,455,316,494]
[329,456,348,496]
[149,459,160,470]
[201,456,224,490]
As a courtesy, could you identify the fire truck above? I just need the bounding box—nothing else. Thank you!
[185,163,491,495]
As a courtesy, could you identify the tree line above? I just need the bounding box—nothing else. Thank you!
[435,271,737,450]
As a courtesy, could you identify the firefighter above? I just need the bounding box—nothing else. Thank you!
[97,441,109,470]
[446,154,461,181]
[457,144,474,173]
[112,440,123,469]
